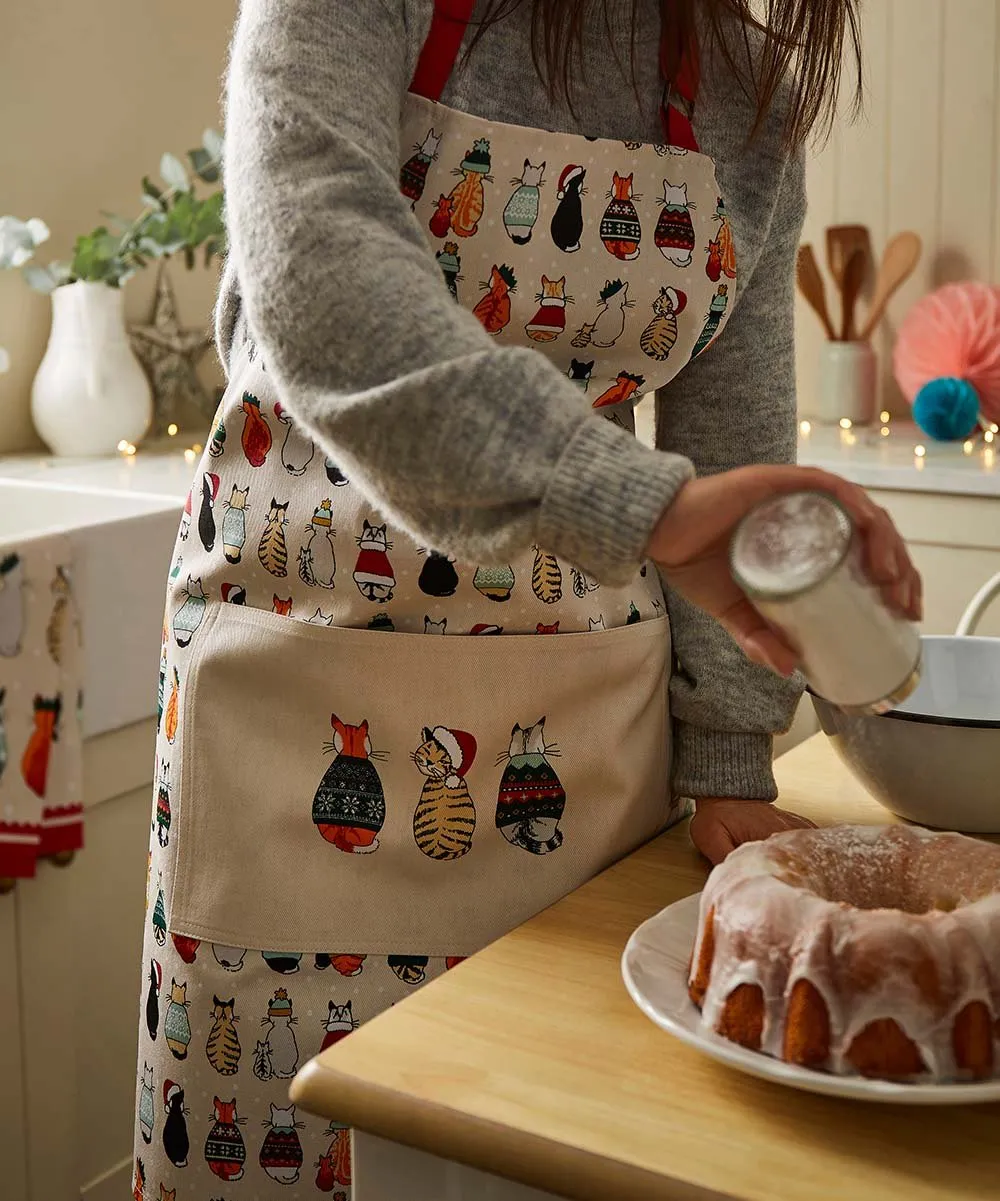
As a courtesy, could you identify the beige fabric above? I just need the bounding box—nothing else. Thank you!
[400,94,737,403]
[169,603,675,955]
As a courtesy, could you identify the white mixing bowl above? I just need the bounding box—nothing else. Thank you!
[812,634,1000,833]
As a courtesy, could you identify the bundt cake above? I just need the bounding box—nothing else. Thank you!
[688,824,1000,1082]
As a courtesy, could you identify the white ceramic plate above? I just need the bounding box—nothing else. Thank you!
[621,892,1000,1105]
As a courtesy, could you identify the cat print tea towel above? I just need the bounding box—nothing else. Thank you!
[0,533,84,881]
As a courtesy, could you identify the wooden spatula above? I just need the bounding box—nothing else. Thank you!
[858,231,922,341]
[826,224,872,295]
[840,247,866,341]
[796,244,836,340]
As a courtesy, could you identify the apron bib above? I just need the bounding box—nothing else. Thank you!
[160,0,737,958]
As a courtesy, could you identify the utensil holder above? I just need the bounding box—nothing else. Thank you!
[817,341,877,426]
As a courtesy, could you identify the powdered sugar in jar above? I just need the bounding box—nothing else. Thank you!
[729,491,921,714]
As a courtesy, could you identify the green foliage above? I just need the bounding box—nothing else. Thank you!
[21,128,226,292]
[0,217,51,367]
[0,215,50,270]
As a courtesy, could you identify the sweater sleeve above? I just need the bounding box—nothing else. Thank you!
[221,0,692,585]
[654,147,807,802]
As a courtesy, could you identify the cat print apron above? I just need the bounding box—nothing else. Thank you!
[134,3,737,1197]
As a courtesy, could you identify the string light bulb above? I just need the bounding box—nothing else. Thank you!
[914,444,926,458]
[799,420,811,436]
[839,417,853,430]
[167,423,179,437]
[880,426,890,437]
[184,448,196,465]
[964,440,975,455]
[985,430,995,444]
[879,410,891,424]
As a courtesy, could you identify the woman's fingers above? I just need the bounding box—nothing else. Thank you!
[688,808,738,865]
[653,465,923,646]
[864,508,902,584]
[722,597,799,677]
[742,630,799,677]
[791,471,921,619]
[909,563,924,621]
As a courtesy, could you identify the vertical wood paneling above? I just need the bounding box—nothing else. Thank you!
[938,0,998,284]
[796,1,1000,418]
[796,123,839,416]
[883,0,945,410]
[836,0,892,411]
[993,10,1000,280]
[835,2,890,252]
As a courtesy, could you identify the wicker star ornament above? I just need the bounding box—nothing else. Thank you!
[130,265,213,432]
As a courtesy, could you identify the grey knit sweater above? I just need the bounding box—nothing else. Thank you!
[217,0,805,801]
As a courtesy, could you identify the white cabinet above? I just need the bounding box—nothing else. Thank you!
[0,720,154,1201]
[870,488,1000,638]
[355,1132,559,1200]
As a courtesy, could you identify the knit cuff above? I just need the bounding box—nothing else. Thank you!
[537,416,694,586]
[671,724,778,802]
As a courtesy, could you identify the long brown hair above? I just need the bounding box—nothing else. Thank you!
[472,0,862,146]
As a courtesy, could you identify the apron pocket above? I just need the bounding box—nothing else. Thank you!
[169,604,671,956]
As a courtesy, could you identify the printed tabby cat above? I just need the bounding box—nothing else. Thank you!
[411,726,478,860]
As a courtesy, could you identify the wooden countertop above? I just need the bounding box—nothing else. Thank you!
[290,736,1000,1201]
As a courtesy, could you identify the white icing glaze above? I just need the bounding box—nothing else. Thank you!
[690,824,1000,1081]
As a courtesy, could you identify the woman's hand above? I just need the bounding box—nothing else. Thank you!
[689,797,816,865]
[647,465,922,677]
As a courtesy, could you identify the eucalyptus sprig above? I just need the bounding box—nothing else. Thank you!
[0,214,50,372]
[23,129,226,294]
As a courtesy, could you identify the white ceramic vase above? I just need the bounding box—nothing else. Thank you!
[31,280,152,456]
[817,340,877,426]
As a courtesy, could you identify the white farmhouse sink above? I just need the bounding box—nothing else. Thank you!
[0,459,185,738]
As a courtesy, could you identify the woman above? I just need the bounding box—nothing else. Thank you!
[134,1,919,1196]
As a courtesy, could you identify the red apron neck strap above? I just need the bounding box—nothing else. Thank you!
[409,0,477,102]
[659,28,701,152]
[411,2,701,150]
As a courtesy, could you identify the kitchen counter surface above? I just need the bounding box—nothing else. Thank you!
[0,441,193,500]
[291,735,1000,1201]
[5,421,998,500]
[797,420,1000,496]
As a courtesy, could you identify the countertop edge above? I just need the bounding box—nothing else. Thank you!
[290,1060,737,1201]
[795,454,1000,498]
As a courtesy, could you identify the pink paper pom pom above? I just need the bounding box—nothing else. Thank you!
[894,282,1000,423]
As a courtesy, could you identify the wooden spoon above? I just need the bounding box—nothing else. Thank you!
[840,247,866,341]
[826,224,872,294]
[796,244,836,341]
[858,231,923,341]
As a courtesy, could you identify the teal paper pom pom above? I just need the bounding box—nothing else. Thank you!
[912,377,980,441]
